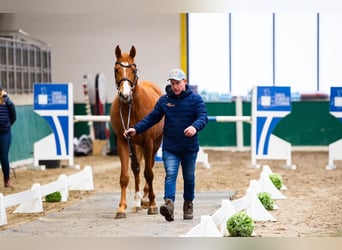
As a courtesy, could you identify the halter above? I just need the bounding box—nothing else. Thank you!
[115,61,138,91]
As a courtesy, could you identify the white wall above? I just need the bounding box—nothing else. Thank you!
[2,13,180,103]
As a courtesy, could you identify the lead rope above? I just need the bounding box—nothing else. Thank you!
[119,97,133,157]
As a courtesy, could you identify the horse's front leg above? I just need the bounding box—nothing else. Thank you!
[141,182,150,209]
[115,141,130,219]
[130,145,142,213]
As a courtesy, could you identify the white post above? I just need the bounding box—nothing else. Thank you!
[57,174,69,202]
[68,83,74,167]
[235,96,244,151]
[0,193,8,226]
[251,86,258,167]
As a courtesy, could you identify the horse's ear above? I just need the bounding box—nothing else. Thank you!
[129,46,136,59]
[115,45,121,59]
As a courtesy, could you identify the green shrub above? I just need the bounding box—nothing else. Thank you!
[257,192,274,210]
[227,211,254,237]
[45,191,62,202]
[269,173,283,189]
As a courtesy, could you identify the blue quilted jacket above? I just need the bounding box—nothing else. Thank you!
[134,84,208,153]
[0,95,16,134]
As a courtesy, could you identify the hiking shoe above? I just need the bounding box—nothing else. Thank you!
[160,199,174,222]
[183,200,193,220]
[4,180,14,188]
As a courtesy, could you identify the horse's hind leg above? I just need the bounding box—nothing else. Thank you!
[143,136,163,214]
[143,142,159,215]
[144,162,158,215]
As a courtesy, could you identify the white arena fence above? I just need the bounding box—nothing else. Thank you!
[0,166,94,226]
[181,165,287,237]
[74,114,252,155]
[74,113,251,169]
[74,115,252,123]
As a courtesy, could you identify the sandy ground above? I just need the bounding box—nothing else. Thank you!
[0,149,341,237]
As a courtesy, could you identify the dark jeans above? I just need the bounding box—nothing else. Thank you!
[162,150,198,202]
[0,131,12,181]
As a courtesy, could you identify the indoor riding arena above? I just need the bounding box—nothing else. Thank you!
[0,4,342,248]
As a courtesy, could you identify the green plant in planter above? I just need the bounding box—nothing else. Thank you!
[269,173,283,190]
[226,211,254,237]
[45,191,62,202]
[257,192,274,210]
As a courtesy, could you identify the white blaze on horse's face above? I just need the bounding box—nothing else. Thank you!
[116,61,134,103]
[121,62,131,100]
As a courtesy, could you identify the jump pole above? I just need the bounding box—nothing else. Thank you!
[75,95,251,153]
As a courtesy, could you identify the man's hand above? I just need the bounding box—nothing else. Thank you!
[184,125,197,137]
[123,128,136,139]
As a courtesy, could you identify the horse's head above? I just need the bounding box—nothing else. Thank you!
[114,45,138,103]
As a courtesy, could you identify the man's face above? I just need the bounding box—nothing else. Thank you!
[170,79,187,95]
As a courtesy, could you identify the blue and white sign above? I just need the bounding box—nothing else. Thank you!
[33,83,74,167]
[329,87,342,122]
[257,86,291,112]
[34,84,69,110]
[326,86,342,170]
[251,86,295,169]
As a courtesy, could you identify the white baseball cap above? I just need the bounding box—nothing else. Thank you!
[167,68,186,81]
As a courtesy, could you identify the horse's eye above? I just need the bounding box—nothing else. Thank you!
[114,69,119,74]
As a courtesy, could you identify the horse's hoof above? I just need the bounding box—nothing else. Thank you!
[147,206,158,215]
[115,212,126,219]
[141,200,149,209]
[132,206,143,213]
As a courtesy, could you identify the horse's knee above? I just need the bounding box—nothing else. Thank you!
[120,175,129,187]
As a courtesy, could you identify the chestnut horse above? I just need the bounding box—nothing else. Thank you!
[110,45,164,219]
